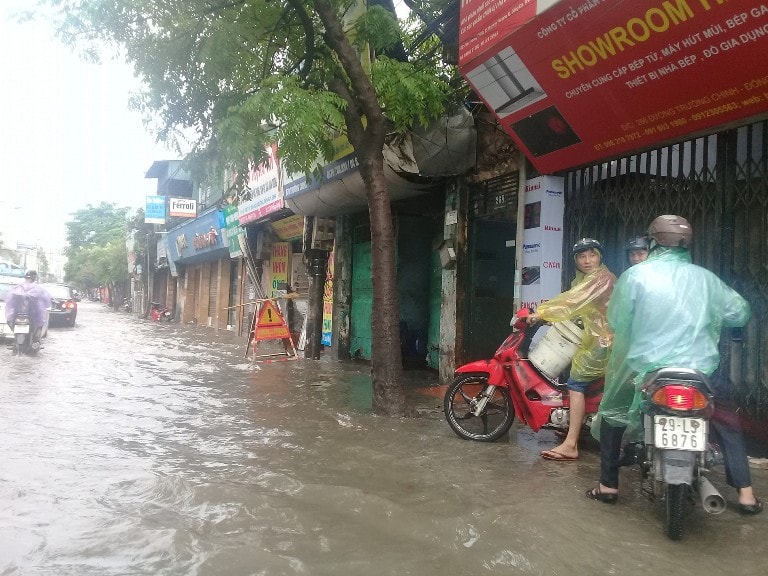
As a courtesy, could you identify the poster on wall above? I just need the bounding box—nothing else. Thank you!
[519,175,564,310]
[270,242,289,298]
[459,0,768,173]
[321,247,335,347]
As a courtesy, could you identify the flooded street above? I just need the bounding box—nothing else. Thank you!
[1,302,766,575]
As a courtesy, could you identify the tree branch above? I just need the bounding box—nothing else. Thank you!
[312,0,384,147]
[285,0,315,83]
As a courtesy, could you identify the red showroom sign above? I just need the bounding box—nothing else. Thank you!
[459,0,768,173]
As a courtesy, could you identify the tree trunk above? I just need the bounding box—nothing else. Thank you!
[313,0,406,416]
[359,152,406,417]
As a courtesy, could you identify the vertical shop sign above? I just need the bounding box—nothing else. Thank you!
[520,175,564,309]
[223,204,243,258]
[271,242,289,298]
[321,247,335,346]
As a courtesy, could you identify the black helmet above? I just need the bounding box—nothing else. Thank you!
[625,234,649,252]
[24,270,38,280]
[572,238,603,258]
[648,215,692,248]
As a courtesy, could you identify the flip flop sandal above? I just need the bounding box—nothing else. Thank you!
[586,486,618,504]
[541,450,578,462]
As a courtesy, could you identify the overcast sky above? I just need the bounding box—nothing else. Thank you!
[0,4,176,261]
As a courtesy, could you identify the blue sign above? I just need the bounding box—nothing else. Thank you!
[169,209,229,265]
[145,196,166,224]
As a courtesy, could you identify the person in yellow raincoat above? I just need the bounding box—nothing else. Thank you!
[527,238,616,461]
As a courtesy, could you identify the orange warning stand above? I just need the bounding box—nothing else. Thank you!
[246,299,299,362]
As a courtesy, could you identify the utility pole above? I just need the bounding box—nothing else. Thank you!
[305,249,330,359]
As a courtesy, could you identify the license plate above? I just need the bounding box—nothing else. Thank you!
[13,324,30,334]
[653,415,706,451]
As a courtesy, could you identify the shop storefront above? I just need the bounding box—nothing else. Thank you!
[168,208,232,329]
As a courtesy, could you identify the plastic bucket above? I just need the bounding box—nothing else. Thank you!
[528,320,583,379]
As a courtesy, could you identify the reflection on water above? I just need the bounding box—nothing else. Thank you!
[1,303,766,575]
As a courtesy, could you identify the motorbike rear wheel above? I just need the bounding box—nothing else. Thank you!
[13,333,25,356]
[444,374,515,442]
[665,483,687,541]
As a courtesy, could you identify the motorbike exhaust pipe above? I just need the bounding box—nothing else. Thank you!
[698,476,726,515]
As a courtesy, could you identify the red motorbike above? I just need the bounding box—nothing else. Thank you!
[150,302,172,322]
[444,308,603,442]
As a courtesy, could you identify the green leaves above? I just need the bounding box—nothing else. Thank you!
[63,202,130,287]
[351,5,401,53]
[371,56,449,132]
[217,75,347,177]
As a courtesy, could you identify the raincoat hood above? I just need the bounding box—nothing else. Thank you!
[595,248,750,436]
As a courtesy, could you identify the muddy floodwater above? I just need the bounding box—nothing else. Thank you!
[1,302,766,575]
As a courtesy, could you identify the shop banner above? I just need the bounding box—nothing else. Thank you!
[145,195,166,224]
[520,176,564,310]
[284,170,321,200]
[170,209,226,262]
[459,0,549,65]
[271,215,305,240]
[223,204,243,258]
[239,144,283,224]
[270,242,290,298]
[283,133,359,199]
[460,0,768,173]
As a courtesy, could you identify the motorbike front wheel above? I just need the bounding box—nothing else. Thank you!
[444,374,515,442]
[665,483,687,541]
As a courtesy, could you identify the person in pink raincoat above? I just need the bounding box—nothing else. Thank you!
[4,271,52,343]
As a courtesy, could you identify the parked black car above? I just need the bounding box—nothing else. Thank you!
[43,283,78,327]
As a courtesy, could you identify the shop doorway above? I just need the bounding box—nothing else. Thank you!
[464,172,519,360]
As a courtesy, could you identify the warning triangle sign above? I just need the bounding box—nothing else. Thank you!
[252,299,292,343]
[256,300,285,327]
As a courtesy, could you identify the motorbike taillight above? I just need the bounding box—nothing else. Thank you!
[651,384,709,411]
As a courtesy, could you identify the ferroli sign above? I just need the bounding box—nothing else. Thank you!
[459,0,768,173]
[170,198,197,218]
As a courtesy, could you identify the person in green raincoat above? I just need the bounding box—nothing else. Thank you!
[586,215,761,514]
[527,238,616,461]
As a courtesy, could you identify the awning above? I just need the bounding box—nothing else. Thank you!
[284,110,476,217]
[284,163,435,217]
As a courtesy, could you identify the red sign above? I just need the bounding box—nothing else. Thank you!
[459,0,768,173]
